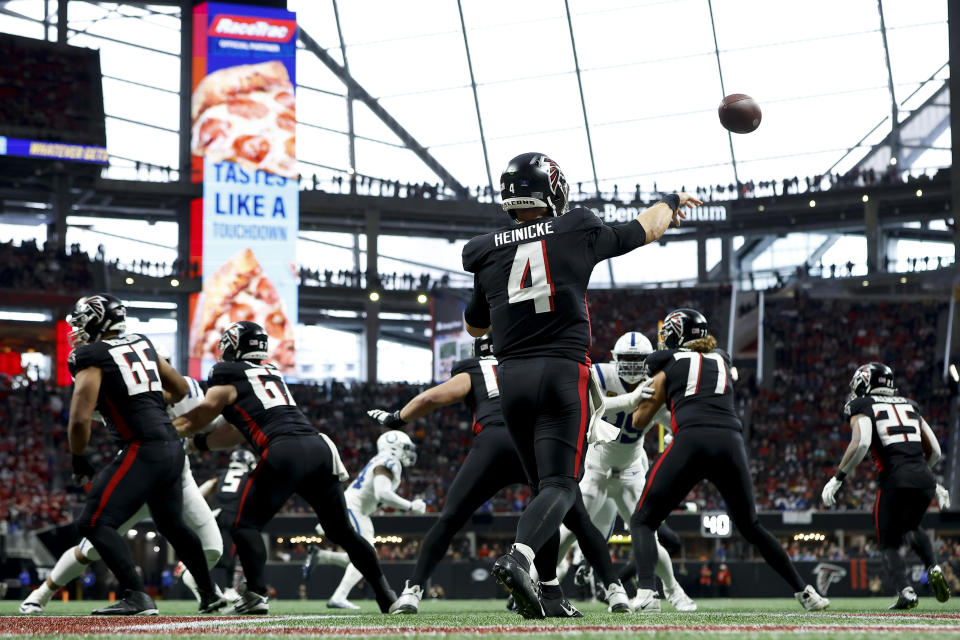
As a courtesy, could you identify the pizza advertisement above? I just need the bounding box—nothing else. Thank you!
[189,3,299,378]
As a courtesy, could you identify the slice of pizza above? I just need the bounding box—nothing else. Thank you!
[189,248,295,372]
[191,60,297,179]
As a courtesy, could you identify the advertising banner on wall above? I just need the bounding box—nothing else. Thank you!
[431,291,474,382]
[188,2,298,377]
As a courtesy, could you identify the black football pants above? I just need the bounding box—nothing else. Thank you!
[875,485,937,591]
[498,357,592,554]
[77,440,215,596]
[630,427,805,593]
[231,434,392,604]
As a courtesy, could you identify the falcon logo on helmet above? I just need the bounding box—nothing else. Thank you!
[658,308,709,350]
[218,321,269,363]
[849,362,895,397]
[500,152,570,221]
[66,293,126,347]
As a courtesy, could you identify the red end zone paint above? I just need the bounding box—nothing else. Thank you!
[6,617,960,636]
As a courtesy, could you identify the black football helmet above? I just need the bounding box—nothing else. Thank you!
[658,308,709,350]
[229,448,257,472]
[66,293,127,347]
[474,334,494,358]
[500,152,569,220]
[849,362,895,397]
[218,321,269,363]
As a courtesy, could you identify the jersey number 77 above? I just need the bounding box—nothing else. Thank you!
[507,241,555,313]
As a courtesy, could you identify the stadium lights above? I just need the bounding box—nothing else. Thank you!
[862,280,869,287]
[347,167,356,175]
[0,311,51,322]
[950,364,959,384]
[757,205,765,212]
[127,529,137,539]
[900,276,907,284]
[277,538,284,544]
[146,531,156,540]
[286,536,323,544]
[916,189,923,197]
[373,535,403,544]
[793,533,826,542]
[608,534,632,544]
[369,291,381,302]
[889,157,898,166]
[125,277,134,285]
[152,546,160,553]
[170,278,180,287]
[417,293,428,304]
[808,200,816,208]
[861,194,869,203]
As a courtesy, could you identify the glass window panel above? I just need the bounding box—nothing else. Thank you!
[104,118,178,168]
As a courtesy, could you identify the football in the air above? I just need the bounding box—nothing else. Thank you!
[718,94,762,134]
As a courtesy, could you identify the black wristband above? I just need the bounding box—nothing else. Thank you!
[193,433,210,452]
[834,470,847,481]
[390,410,407,427]
[658,193,680,211]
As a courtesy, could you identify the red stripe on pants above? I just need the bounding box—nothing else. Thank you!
[573,363,590,477]
[637,440,675,511]
[234,449,268,529]
[90,441,141,526]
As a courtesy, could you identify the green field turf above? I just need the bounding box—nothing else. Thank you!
[2,597,959,639]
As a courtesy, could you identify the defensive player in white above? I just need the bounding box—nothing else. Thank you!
[20,375,225,613]
[307,430,425,610]
[555,332,697,612]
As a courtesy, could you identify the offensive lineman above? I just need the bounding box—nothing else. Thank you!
[305,430,424,610]
[462,151,700,618]
[822,362,951,609]
[628,309,829,612]
[20,374,224,613]
[553,332,696,611]
[60,294,224,615]
[369,337,630,616]
[175,321,397,614]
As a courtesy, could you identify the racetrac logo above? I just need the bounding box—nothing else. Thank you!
[210,15,296,42]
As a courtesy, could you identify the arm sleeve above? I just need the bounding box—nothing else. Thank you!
[590,220,647,262]
[464,275,491,328]
[373,472,412,511]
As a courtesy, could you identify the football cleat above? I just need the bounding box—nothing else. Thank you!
[605,582,631,613]
[327,598,361,610]
[224,590,269,615]
[198,587,228,614]
[795,585,830,611]
[630,588,661,612]
[665,585,698,611]
[929,565,951,603]
[19,587,52,614]
[538,582,582,618]
[390,581,422,614]
[18,601,44,614]
[889,586,919,610]
[91,590,159,616]
[492,547,544,620]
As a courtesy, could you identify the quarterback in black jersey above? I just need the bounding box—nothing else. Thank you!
[373,337,630,617]
[175,321,396,615]
[821,362,950,609]
[628,309,829,612]
[462,152,700,617]
[66,294,224,616]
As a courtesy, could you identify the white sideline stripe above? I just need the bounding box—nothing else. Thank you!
[124,614,357,631]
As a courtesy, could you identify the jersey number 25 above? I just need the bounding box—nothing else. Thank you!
[508,241,554,313]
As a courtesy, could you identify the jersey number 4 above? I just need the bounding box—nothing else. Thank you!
[245,367,296,410]
[873,402,921,447]
[508,241,554,313]
[108,342,161,396]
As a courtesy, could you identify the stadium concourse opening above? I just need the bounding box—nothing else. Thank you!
[0,0,958,634]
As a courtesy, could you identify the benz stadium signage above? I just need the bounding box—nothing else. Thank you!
[599,203,727,224]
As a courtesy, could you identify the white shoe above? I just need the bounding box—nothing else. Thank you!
[223,587,240,601]
[390,581,423,614]
[327,598,361,610]
[604,582,630,613]
[223,590,269,615]
[665,586,697,611]
[630,588,661,612]
[795,584,830,611]
[19,588,51,614]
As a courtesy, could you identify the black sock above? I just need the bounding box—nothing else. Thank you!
[80,525,143,593]
[629,512,659,591]
[516,479,577,553]
[562,498,617,585]
[882,547,909,592]
[533,533,560,582]
[412,515,458,587]
[232,525,268,595]
[742,523,805,592]
[906,530,937,568]
[618,559,638,598]
[157,522,215,594]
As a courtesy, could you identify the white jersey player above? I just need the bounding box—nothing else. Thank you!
[307,430,425,610]
[556,332,696,612]
[20,376,226,613]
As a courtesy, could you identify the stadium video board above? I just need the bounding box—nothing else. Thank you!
[188,2,299,377]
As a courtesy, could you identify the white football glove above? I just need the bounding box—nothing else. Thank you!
[662,429,674,448]
[821,477,842,508]
[631,378,656,403]
[936,484,951,511]
[409,499,427,514]
[367,409,406,428]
